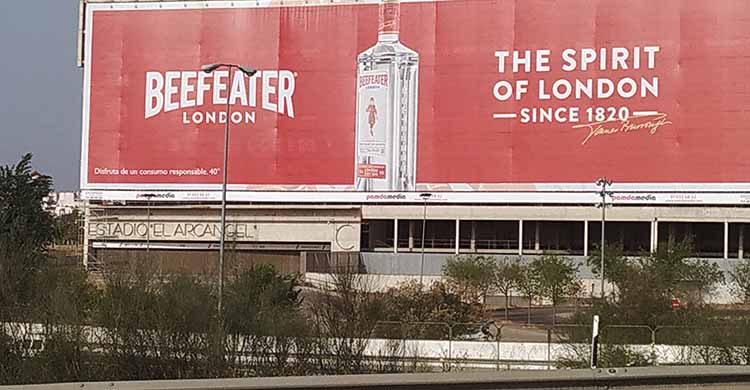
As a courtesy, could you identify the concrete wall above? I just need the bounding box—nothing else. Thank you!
[86,204,362,253]
[362,205,750,222]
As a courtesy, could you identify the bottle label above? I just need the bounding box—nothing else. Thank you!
[357,70,389,176]
[378,0,400,35]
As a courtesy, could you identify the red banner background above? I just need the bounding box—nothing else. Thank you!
[84,0,750,188]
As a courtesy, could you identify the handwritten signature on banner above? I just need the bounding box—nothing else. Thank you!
[573,113,673,146]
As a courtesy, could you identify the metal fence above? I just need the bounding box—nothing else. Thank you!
[362,321,750,370]
[3,320,749,373]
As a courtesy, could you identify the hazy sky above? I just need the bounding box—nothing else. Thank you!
[0,0,82,191]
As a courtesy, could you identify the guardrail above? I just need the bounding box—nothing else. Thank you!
[3,366,750,390]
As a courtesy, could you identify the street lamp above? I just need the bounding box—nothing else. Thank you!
[200,63,257,315]
[139,193,157,255]
[419,192,432,285]
[595,177,613,299]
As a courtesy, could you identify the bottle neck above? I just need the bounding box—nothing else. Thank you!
[378,0,400,41]
[378,32,399,42]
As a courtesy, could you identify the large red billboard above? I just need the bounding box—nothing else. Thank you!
[81,0,750,203]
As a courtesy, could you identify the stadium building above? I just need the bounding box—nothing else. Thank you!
[79,0,750,299]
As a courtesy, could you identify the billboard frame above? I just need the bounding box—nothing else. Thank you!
[80,0,750,204]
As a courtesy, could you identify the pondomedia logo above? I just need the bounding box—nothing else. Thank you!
[366,193,407,200]
[611,194,656,202]
[136,193,175,199]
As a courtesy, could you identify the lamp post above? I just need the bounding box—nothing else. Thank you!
[595,177,613,299]
[419,192,432,285]
[200,63,257,315]
[140,193,157,256]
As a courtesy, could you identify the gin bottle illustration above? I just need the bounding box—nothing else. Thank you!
[355,0,419,192]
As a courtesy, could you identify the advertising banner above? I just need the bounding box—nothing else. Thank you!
[81,0,750,203]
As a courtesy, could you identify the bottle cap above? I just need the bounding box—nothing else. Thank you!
[378,0,400,35]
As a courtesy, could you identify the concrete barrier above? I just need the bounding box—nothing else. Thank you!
[3,366,750,390]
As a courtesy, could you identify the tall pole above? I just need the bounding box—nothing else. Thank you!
[600,191,605,298]
[420,198,427,285]
[202,63,257,318]
[139,193,156,255]
[140,194,156,273]
[145,196,152,255]
[419,193,432,286]
[596,177,612,299]
[218,67,232,316]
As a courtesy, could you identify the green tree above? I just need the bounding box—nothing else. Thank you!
[577,240,724,329]
[54,209,81,246]
[516,263,538,326]
[731,258,750,304]
[529,253,580,326]
[493,258,524,321]
[384,280,481,339]
[442,255,498,315]
[587,242,629,299]
[0,153,55,321]
[32,265,98,383]
[308,270,388,374]
[223,265,308,376]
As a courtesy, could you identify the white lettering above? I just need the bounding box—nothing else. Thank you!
[552,79,572,99]
[164,71,180,112]
[212,70,228,105]
[575,79,593,99]
[144,69,296,118]
[612,47,629,70]
[278,70,295,118]
[561,49,577,71]
[538,80,550,100]
[493,80,513,101]
[536,49,551,72]
[597,78,615,98]
[641,76,659,97]
[494,51,509,73]
[229,71,248,106]
[617,77,638,98]
[262,71,278,112]
[581,48,596,71]
[197,72,210,106]
[644,46,660,69]
[512,50,531,73]
[145,72,163,119]
[180,71,196,108]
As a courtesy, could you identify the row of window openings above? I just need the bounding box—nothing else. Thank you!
[361,220,749,258]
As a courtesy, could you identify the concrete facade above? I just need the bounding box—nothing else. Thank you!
[83,203,750,276]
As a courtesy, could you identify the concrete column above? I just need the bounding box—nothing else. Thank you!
[518,220,523,255]
[299,252,307,273]
[650,219,658,253]
[724,220,729,260]
[408,220,414,250]
[82,201,90,269]
[668,223,674,246]
[740,224,745,259]
[583,220,589,257]
[393,219,398,254]
[534,222,540,251]
[470,221,476,251]
[455,219,460,254]
[654,220,659,252]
